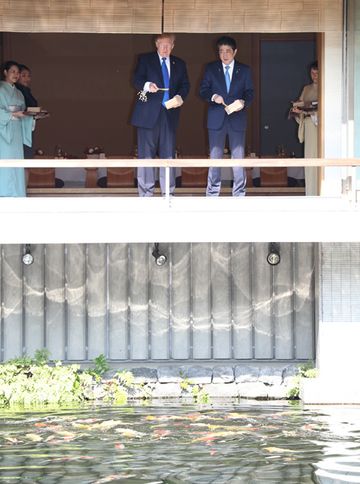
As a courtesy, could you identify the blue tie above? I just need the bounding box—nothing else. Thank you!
[225,65,231,93]
[161,57,170,105]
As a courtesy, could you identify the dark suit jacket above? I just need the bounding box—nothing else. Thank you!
[131,52,190,130]
[199,60,254,132]
[15,84,38,108]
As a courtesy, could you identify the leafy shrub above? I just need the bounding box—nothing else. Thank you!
[0,361,93,406]
[287,362,318,400]
[179,375,211,404]
[0,352,136,407]
[92,354,110,376]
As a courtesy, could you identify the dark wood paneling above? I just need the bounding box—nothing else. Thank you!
[3,33,254,160]
[3,32,320,190]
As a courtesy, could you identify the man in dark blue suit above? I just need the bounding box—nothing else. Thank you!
[200,36,254,196]
[131,33,190,196]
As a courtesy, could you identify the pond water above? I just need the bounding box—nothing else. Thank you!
[0,402,360,483]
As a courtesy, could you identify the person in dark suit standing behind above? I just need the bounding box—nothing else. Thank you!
[200,36,254,196]
[131,33,190,196]
[15,64,38,159]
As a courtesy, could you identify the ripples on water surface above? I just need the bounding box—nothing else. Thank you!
[0,403,360,483]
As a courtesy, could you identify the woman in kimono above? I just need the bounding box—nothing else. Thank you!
[0,60,33,196]
[291,61,318,196]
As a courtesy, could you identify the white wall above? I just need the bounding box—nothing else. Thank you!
[322,31,346,197]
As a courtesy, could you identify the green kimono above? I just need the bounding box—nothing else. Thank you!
[0,81,33,197]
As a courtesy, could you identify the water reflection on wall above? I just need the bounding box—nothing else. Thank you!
[0,243,315,362]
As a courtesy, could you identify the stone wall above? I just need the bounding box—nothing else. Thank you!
[104,364,299,400]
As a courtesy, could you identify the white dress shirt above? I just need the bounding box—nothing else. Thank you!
[222,60,234,81]
[211,60,235,101]
[143,54,170,92]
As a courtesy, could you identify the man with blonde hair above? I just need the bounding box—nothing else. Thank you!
[131,33,190,196]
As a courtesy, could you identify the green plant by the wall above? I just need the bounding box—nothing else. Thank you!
[102,379,128,404]
[92,354,110,376]
[287,375,301,399]
[116,370,134,388]
[34,349,50,366]
[0,361,93,406]
[298,362,318,380]
[180,378,191,391]
[116,370,152,400]
[7,355,34,371]
[191,384,210,404]
[287,363,318,400]
[180,377,211,404]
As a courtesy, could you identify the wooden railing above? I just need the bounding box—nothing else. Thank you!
[0,157,357,168]
[2,157,359,199]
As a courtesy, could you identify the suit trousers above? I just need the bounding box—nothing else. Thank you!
[207,118,246,196]
[137,108,176,196]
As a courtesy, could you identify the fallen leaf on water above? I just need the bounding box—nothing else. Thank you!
[25,433,42,442]
[115,428,145,438]
[192,431,236,443]
[191,434,215,443]
[44,425,63,433]
[282,431,298,437]
[73,418,99,424]
[207,424,256,432]
[4,437,20,444]
[264,447,296,453]
[93,420,120,431]
[185,414,202,421]
[71,423,92,430]
[93,474,136,483]
[302,424,322,431]
[153,429,171,438]
[226,413,254,419]
[45,439,64,445]
[56,431,78,441]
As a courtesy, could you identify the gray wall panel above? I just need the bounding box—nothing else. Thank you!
[150,243,170,359]
[232,243,253,359]
[109,243,128,359]
[24,244,45,356]
[66,244,86,360]
[45,244,65,360]
[129,244,149,360]
[3,245,23,360]
[274,243,293,359]
[0,242,315,362]
[87,244,107,359]
[212,243,232,359]
[192,243,211,359]
[253,243,272,358]
[295,242,314,359]
[171,243,191,360]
